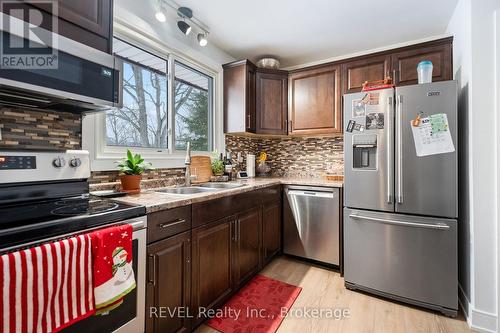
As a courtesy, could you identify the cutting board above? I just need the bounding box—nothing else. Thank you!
[190,155,212,184]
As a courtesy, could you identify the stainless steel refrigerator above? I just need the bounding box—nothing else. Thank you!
[343,81,458,316]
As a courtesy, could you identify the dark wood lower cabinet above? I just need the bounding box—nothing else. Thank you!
[146,231,191,333]
[191,217,235,327]
[146,187,292,331]
[233,207,262,287]
[262,201,281,264]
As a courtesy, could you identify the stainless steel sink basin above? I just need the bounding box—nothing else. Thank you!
[197,183,246,189]
[155,187,216,195]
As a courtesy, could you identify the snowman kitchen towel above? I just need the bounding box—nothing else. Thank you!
[90,224,136,314]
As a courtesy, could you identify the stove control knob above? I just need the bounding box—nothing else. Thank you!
[52,156,66,168]
[69,158,82,168]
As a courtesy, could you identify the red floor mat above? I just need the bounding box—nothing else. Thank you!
[206,274,302,333]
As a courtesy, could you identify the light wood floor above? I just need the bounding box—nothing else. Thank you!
[195,256,473,333]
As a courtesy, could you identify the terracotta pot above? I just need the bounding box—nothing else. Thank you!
[120,174,142,194]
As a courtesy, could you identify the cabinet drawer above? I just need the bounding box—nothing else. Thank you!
[147,206,192,244]
[260,185,281,204]
[193,190,262,227]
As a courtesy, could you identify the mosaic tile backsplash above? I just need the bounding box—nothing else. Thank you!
[225,135,344,178]
[89,168,185,185]
[0,107,81,150]
[0,107,344,184]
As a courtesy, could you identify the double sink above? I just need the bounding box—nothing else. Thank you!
[155,182,246,195]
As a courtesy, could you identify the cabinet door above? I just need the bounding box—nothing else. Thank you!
[223,60,256,133]
[28,0,112,53]
[57,0,112,38]
[289,64,342,135]
[191,217,234,326]
[256,70,288,135]
[146,231,191,333]
[391,42,452,86]
[262,201,281,264]
[341,55,391,94]
[246,67,257,132]
[233,207,261,286]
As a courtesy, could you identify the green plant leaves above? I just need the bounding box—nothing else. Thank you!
[116,149,154,175]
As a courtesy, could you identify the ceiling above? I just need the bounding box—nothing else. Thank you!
[174,0,459,68]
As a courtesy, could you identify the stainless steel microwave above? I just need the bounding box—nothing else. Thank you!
[0,14,121,113]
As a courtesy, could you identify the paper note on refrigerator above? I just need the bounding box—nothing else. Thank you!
[411,114,455,157]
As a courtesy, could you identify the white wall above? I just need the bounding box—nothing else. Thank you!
[447,0,500,332]
[496,8,500,333]
[446,0,472,316]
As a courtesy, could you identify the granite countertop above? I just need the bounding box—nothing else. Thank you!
[110,177,343,213]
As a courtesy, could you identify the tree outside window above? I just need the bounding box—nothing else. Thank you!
[105,39,213,153]
[174,61,213,151]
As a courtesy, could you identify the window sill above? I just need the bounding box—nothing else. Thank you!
[90,152,212,171]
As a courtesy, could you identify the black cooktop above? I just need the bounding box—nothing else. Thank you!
[0,195,145,251]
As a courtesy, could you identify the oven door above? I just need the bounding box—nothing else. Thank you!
[61,217,147,333]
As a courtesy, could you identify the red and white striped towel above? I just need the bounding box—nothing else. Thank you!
[0,234,95,333]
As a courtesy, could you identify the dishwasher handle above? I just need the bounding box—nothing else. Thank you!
[287,190,334,199]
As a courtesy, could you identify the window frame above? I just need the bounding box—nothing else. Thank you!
[172,59,214,154]
[83,32,220,171]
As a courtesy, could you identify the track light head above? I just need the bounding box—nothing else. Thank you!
[155,10,166,22]
[197,33,208,47]
[177,20,192,35]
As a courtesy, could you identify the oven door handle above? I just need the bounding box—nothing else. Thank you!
[128,217,147,231]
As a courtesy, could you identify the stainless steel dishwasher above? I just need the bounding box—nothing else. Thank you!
[283,185,340,265]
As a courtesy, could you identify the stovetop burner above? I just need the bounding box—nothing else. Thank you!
[0,150,146,252]
[0,194,145,251]
[50,199,120,216]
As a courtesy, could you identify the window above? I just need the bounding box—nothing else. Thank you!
[102,38,214,154]
[107,39,169,149]
[174,61,213,151]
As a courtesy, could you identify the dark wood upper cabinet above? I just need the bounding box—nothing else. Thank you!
[262,201,281,265]
[191,217,235,327]
[233,207,261,287]
[391,40,452,86]
[341,55,391,94]
[223,60,256,133]
[256,69,288,135]
[22,0,113,53]
[146,231,191,333]
[288,64,342,135]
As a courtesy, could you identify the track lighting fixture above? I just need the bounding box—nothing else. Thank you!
[154,2,209,47]
[197,32,208,47]
[177,20,192,35]
[154,0,167,22]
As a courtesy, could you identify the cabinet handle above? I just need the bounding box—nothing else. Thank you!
[288,120,293,133]
[246,114,251,129]
[158,219,186,229]
[237,219,241,242]
[393,69,397,83]
[147,254,156,286]
[231,221,235,241]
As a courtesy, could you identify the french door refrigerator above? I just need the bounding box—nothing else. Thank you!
[343,81,458,316]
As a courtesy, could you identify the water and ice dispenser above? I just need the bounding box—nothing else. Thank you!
[352,134,377,170]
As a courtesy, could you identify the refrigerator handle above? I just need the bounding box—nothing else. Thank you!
[386,96,393,204]
[396,95,403,204]
[349,214,450,230]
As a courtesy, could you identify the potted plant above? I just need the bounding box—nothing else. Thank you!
[211,151,224,176]
[211,158,224,176]
[116,150,153,194]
